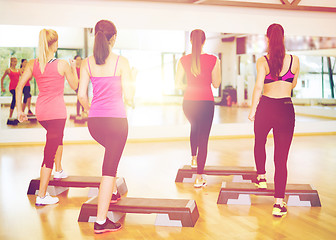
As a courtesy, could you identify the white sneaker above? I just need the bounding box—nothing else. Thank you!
[36,193,59,206]
[194,178,207,188]
[191,158,197,168]
[54,170,68,180]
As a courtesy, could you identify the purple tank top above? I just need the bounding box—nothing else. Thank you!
[88,56,126,118]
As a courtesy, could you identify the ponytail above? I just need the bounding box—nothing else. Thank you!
[190,29,206,76]
[266,24,285,79]
[38,29,58,73]
[93,20,117,65]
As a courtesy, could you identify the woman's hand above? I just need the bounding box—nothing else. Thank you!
[69,59,76,68]
[17,111,28,123]
[248,109,256,121]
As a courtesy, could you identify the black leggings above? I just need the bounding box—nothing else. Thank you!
[39,119,66,169]
[10,89,16,109]
[23,86,31,103]
[254,95,295,198]
[88,117,128,177]
[183,100,214,174]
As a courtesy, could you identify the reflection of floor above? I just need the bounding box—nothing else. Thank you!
[0,103,328,130]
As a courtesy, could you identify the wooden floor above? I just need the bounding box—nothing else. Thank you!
[0,135,335,239]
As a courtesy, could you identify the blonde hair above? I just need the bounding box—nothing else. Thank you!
[190,29,206,76]
[38,29,58,73]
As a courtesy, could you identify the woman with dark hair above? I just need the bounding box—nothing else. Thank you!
[248,23,300,217]
[16,29,78,206]
[20,59,34,115]
[78,20,131,234]
[176,29,221,188]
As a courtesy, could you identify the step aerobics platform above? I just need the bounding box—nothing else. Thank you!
[27,176,127,197]
[175,165,257,183]
[217,182,321,207]
[78,196,199,227]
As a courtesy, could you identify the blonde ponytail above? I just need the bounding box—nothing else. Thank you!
[190,29,206,76]
[38,29,58,73]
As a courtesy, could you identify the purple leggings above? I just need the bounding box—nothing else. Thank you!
[254,95,295,198]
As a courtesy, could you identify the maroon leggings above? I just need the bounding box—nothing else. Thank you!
[254,95,295,198]
[39,119,66,169]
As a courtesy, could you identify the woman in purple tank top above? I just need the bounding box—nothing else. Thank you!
[248,23,300,217]
[78,20,132,234]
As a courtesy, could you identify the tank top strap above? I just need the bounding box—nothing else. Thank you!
[114,56,120,77]
[264,55,270,67]
[87,58,92,77]
[289,55,293,71]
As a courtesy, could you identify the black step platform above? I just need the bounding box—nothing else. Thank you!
[27,176,127,197]
[27,115,37,122]
[78,196,199,227]
[175,165,257,183]
[217,182,321,207]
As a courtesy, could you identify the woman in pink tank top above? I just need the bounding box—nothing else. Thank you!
[78,20,132,234]
[1,57,20,123]
[16,29,78,206]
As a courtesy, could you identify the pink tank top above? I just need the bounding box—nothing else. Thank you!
[32,59,67,121]
[180,54,217,101]
[88,56,126,118]
[8,69,20,90]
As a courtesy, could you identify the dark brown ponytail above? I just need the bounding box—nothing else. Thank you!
[93,20,117,65]
[266,23,285,79]
[190,29,206,76]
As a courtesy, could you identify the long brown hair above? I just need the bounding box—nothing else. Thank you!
[38,29,58,73]
[266,23,285,79]
[93,20,117,65]
[190,29,206,76]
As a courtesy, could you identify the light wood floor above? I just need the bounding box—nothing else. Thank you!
[0,135,335,239]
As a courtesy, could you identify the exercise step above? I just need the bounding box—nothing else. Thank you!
[217,182,321,207]
[78,196,199,227]
[175,165,257,183]
[27,176,127,197]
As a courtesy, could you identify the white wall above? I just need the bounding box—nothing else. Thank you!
[0,0,335,37]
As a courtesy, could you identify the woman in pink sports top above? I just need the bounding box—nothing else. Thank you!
[1,57,20,122]
[78,20,132,234]
[248,23,300,217]
[175,29,221,188]
[16,29,78,207]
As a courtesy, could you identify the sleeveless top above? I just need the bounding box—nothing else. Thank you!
[180,54,217,101]
[32,59,67,121]
[264,55,295,84]
[88,56,126,118]
[8,69,20,90]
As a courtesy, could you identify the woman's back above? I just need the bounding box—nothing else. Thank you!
[87,54,126,118]
[262,54,299,98]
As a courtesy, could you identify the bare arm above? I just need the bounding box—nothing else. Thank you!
[175,60,186,90]
[120,56,132,106]
[211,58,221,88]
[1,69,10,92]
[16,60,34,122]
[78,58,91,112]
[248,57,266,121]
[291,55,300,89]
[60,59,79,90]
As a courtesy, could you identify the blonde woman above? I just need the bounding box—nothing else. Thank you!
[16,29,78,206]
[1,57,20,123]
[175,29,221,188]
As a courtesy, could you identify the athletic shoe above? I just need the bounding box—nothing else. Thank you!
[54,170,68,180]
[94,218,122,234]
[111,191,121,203]
[191,158,197,168]
[36,192,59,206]
[272,202,287,217]
[194,178,207,188]
[255,178,267,189]
[28,110,34,115]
